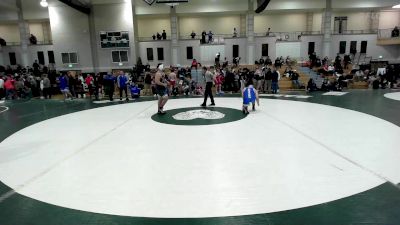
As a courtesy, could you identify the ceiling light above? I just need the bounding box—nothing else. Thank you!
[393,4,400,8]
[40,0,48,7]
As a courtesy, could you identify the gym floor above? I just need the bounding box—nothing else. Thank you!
[0,89,400,225]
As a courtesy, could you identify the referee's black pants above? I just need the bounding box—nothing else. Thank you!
[202,82,215,105]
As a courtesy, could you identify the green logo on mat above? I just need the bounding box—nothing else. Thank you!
[151,107,246,126]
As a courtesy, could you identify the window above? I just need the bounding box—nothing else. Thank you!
[37,51,45,65]
[157,48,164,61]
[112,50,129,63]
[61,52,78,64]
[233,45,239,58]
[147,48,154,61]
[9,52,16,65]
[334,17,348,34]
[350,41,357,54]
[308,42,315,55]
[262,44,269,56]
[48,51,55,64]
[360,41,367,54]
[339,41,346,54]
[186,47,193,59]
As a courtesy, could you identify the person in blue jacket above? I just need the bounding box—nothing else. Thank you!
[242,83,259,114]
[129,82,141,100]
[117,71,129,101]
[59,73,73,100]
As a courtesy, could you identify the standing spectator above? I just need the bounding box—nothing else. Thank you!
[162,30,167,40]
[117,71,129,101]
[93,73,102,101]
[263,67,272,93]
[208,31,213,43]
[191,31,196,39]
[67,72,76,97]
[29,34,37,45]
[33,60,40,76]
[201,66,215,107]
[271,67,279,94]
[201,30,206,44]
[274,57,282,69]
[392,26,399,37]
[0,76,4,100]
[4,76,16,100]
[42,74,51,99]
[85,74,94,99]
[103,73,116,101]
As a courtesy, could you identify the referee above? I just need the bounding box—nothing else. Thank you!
[201,66,215,107]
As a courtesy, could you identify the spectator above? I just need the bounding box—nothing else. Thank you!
[392,26,399,37]
[4,76,16,100]
[291,70,300,89]
[29,34,37,45]
[266,27,271,36]
[117,71,129,101]
[162,30,167,40]
[201,30,206,44]
[191,31,196,39]
[191,59,198,69]
[233,28,238,37]
[263,67,272,93]
[85,74,94,99]
[42,74,51,99]
[307,78,317,92]
[0,37,6,46]
[33,60,40,76]
[208,31,213,43]
[156,32,162,40]
[152,34,156,40]
[271,67,279,94]
[103,73,116,101]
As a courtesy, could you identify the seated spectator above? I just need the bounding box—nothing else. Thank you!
[266,27,271,36]
[233,28,238,37]
[156,32,162,40]
[190,31,196,39]
[291,70,301,88]
[265,56,272,66]
[29,34,37,45]
[354,69,365,81]
[152,34,156,40]
[0,37,6,46]
[162,30,167,40]
[392,26,399,37]
[307,78,317,92]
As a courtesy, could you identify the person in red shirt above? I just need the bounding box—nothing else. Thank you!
[215,70,224,95]
[191,59,198,69]
[4,76,16,100]
[85,74,94,99]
